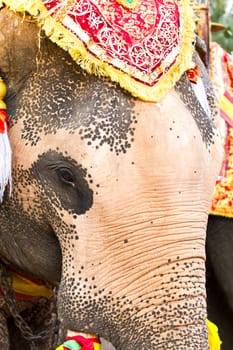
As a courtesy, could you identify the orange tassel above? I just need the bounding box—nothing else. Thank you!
[187,64,203,84]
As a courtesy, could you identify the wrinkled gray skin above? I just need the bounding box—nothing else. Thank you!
[0,7,222,350]
[206,215,233,350]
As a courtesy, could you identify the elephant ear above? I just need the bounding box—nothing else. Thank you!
[193,50,220,126]
[0,8,39,202]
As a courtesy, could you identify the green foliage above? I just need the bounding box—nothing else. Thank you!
[210,0,233,53]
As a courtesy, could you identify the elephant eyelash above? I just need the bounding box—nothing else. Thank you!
[56,168,76,187]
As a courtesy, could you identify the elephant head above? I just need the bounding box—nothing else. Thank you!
[0,5,223,350]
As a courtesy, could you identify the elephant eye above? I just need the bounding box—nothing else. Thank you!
[57,167,75,186]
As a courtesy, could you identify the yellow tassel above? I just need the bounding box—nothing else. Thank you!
[207,319,222,350]
[55,346,64,350]
[0,77,7,109]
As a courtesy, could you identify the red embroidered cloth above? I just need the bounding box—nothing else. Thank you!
[45,0,181,84]
[2,0,195,101]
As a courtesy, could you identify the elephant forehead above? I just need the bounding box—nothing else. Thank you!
[9,45,138,155]
[11,84,221,169]
[14,91,220,193]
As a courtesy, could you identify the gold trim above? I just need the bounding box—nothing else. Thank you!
[0,0,195,102]
[115,0,140,10]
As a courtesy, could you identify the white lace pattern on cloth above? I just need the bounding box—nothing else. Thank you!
[43,0,183,85]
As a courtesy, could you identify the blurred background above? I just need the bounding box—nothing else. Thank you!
[210,0,233,53]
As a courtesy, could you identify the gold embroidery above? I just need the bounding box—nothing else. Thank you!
[115,0,140,10]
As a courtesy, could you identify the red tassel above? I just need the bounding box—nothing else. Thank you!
[0,109,10,133]
[187,64,203,84]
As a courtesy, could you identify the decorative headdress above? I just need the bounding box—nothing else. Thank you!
[0,0,196,102]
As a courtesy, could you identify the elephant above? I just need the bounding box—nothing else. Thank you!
[0,4,223,350]
[206,215,233,350]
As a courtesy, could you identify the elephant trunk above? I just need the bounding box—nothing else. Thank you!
[57,246,209,349]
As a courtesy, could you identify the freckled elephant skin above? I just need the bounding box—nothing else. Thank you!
[0,7,223,350]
